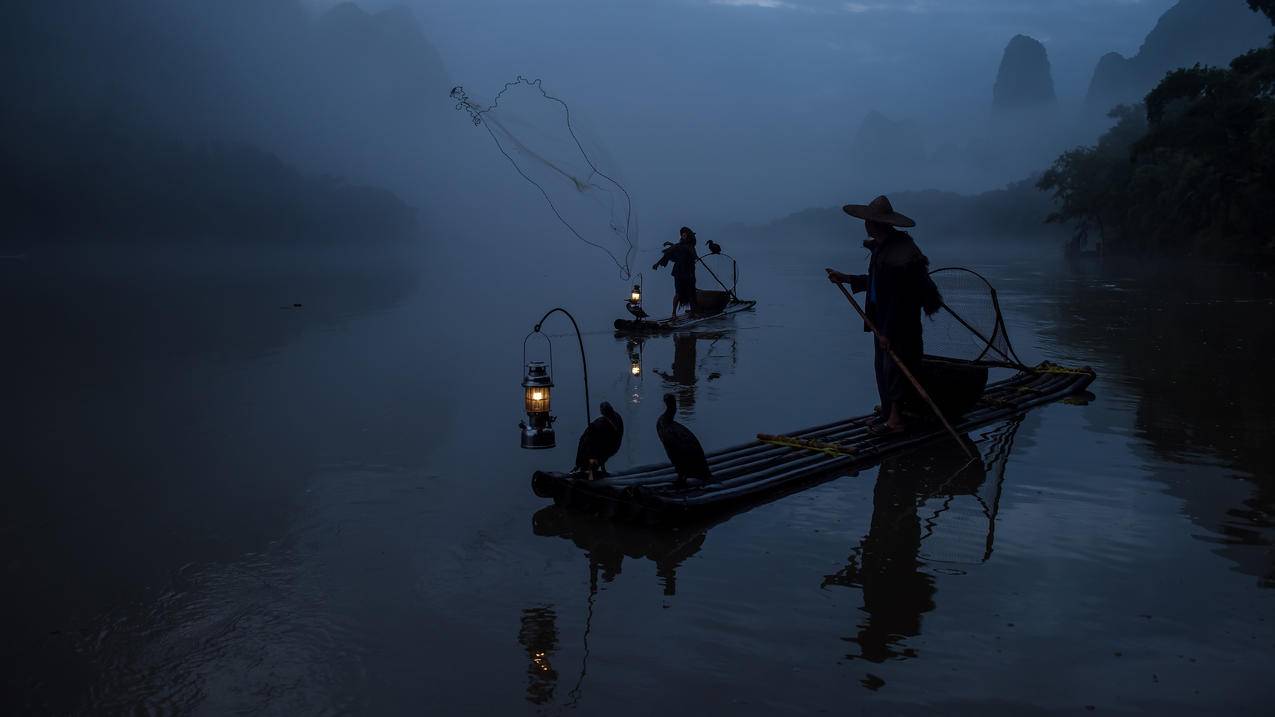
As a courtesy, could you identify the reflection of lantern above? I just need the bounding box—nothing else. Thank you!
[627,339,642,377]
[629,284,642,303]
[520,361,556,449]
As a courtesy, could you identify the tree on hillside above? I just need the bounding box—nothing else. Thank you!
[1039,3,1275,257]
[1250,0,1275,24]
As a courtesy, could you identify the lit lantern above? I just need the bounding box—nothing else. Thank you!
[630,359,642,376]
[520,361,556,449]
[629,284,642,303]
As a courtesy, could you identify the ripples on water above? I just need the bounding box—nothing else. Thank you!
[4,241,1274,713]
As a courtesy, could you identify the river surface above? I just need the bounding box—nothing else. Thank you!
[3,235,1273,714]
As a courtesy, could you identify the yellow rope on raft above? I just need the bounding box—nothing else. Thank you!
[758,364,1092,457]
[1031,362,1095,376]
[757,433,859,457]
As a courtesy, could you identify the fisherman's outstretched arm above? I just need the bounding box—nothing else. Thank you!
[652,246,675,270]
[825,268,868,293]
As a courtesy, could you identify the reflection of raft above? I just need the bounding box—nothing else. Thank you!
[613,298,757,335]
[531,362,1095,522]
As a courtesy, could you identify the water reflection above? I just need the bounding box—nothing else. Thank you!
[517,607,561,705]
[532,507,709,596]
[827,420,1020,663]
[644,332,738,415]
[532,418,1025,685]
[1040,264,1275,586]
[614,331,740,413]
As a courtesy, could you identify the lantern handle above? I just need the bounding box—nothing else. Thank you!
[530,307,591,424]
[522,329,554,382]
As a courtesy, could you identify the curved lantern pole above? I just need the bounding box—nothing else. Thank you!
[520,307,592,450]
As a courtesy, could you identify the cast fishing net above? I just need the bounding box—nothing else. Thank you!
[451,77,637,279]
[925,267,1024,368]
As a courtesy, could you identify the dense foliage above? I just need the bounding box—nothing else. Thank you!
[1039,1,1275,257]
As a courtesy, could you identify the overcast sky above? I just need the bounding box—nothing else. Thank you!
[315,0,1184,222]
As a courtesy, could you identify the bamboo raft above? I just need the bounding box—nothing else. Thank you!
[613,298,757,334]
[531,362,1096,522]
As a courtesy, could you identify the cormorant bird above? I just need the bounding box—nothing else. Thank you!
[656,393,713,485]
[574,402,624,479]
[626,302,649,320]
[706,239,722,255]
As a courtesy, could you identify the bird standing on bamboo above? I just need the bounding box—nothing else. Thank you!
[826,196,942,435]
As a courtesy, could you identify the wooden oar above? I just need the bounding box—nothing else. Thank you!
[830,279,975,460]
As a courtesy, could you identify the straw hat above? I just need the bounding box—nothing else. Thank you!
[842,195,916,228]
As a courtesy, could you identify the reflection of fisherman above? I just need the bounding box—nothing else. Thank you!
[826,196,941,435]
[654,333,698,413]
[653,227,698,318]
[826,441,984,662]
[654,335,697,386]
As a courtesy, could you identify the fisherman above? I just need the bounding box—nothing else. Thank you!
[826,196,941,435]
[652,226,699,317]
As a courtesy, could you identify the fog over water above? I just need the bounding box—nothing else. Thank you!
[4,0,1275,713]
[401,0,1183,222]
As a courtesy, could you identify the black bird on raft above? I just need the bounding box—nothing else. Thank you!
[626,302,649,320]
[574,402,624,479]
[656,393,713,486]
[706,239,722,255]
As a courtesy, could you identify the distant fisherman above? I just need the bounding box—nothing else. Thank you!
[826,196,941,435]
[653,226,699,318]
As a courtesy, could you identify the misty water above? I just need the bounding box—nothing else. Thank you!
[5,233,1274,714]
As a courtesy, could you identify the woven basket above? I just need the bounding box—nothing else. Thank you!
[695,289,730,313]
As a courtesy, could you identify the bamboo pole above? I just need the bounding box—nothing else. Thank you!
[830,279,975,460]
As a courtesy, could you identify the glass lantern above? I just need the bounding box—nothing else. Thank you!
[520,361,556,449]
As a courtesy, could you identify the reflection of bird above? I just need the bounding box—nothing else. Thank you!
[656,393,712,485]
[626,302,649,320]
[574,402,624,479]
[707,239,722,254]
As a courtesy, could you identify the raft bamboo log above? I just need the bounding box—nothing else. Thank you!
[756,434,859,457]
[831,280,975,460]
[601,369,1061,487]
[530,366,1094,520]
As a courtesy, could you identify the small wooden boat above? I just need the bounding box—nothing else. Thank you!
[614,296,756,334]
[531,361,1095,523]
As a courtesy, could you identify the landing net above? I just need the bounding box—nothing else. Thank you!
[925,267,1025,369]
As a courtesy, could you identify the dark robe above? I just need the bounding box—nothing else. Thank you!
[656,241,698,305]
[848,233,940,418]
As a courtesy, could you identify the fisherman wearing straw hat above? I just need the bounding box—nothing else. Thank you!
[826,196,942,435]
